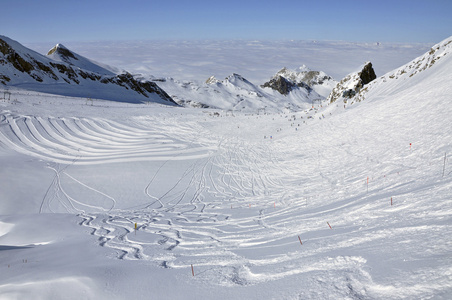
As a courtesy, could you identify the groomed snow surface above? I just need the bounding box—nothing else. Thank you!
[1,40,452,299]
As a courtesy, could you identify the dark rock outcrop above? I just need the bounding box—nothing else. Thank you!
[261,75,296,95]
[359,62,377,85]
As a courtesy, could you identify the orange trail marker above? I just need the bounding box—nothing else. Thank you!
[327,222,332,229]
[298,235,303,245]
[191,264,195,276]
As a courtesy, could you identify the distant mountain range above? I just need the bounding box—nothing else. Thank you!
[149,66,337,112]
[0,35,339,112]
[3,34,449,113]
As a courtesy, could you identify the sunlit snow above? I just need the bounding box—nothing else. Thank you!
[1,37,451,299]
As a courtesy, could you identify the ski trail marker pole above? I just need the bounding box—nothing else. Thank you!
[191,264,195,276]
[298,235,303,246]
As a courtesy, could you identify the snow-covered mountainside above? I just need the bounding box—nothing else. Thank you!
[327,36,452,107]
[154,70,330,112]
[326,61,376,104]
[0,36,451,299]
[263,65,337,98]
[0,36,176,105]
[345,36,452,104]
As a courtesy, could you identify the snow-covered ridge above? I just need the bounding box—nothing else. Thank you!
[0,35,176,105]
[329,36,452,105]
[385,36,452,80]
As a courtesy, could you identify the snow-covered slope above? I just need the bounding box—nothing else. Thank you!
[328,37,452,106]
[0,36,451,299]
[350,37,452,104]
[0,36,176,105]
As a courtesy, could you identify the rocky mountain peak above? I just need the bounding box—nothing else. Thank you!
[47,44,77,61]
[261,75,296,95]
[359,61,376,85]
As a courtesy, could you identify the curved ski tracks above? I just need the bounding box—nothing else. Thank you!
[0,111,212,165]
[2,109,449,295]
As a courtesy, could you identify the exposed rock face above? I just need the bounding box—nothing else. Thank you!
[101,72,175,101]
[47,44,77,62]
[262,66,336,98]
[261,75,297,95]
[275,66,334,87]
[327,62,377,104]
[359,62,377,85]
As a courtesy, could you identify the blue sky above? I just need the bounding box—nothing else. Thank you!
[2,0,451,44]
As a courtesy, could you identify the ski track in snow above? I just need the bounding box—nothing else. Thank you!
[0,111,212,165]
[1,96,452,298]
